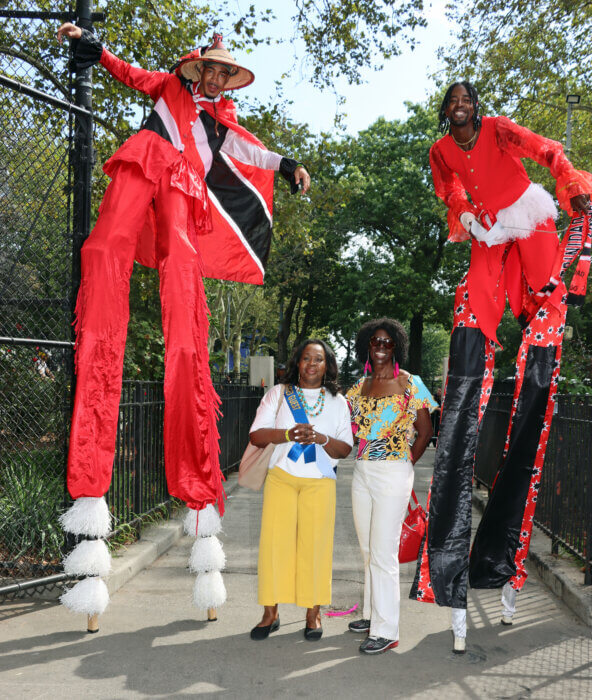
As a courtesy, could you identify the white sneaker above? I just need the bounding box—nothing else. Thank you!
[453,635,466,654]
[501,615,513,626]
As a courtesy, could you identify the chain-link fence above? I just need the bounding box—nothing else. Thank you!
[0,2,79,597]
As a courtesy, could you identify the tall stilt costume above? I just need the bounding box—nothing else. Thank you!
[409,99,592,635]
[58,27,308,623]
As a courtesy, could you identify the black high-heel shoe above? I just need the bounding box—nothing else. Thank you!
[304,624,323,641]
[250,616,280,640]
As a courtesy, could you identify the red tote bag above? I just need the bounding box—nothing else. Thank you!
[398,489,426,563]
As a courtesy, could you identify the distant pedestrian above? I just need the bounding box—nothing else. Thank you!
[248,339,353,641]
[346,318,436,654]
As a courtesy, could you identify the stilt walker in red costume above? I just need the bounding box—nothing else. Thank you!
[56,22,310,626]
[409,81,592,653]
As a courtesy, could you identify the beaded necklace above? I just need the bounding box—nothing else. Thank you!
[296,385,326,417]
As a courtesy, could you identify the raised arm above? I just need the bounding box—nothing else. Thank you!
[495,116,592,215]
[430,142,477,242]
[221,129,310,194]
[57,22,170,102]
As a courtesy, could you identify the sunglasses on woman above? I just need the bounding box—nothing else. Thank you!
[369,336,394,349]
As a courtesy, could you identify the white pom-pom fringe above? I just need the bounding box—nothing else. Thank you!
[61,577,110,615]
[59,497,112,538]
[189,535,226,573]
[63,539,112,578]
[183,504,221,538]
[193,571,227,610]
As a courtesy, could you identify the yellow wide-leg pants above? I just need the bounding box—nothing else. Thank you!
[258,466,336,608]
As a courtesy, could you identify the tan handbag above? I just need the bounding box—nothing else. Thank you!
[238,385,285,491]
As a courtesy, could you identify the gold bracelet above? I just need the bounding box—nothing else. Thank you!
[285,428,290,442]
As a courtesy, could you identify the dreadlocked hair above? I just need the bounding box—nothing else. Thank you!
[354,318,408,370]
[438,81,481,134]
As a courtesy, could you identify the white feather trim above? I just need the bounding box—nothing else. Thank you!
[471,183,558,246]
[497,183,558,240]
[189,535,226,573]
[183,504,221,538]
[59,497,112,538]
[63,539,112,578]
[193,570,227,610]
[61,577,110,615]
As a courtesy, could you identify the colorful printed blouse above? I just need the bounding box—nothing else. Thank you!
[346,374,437,462]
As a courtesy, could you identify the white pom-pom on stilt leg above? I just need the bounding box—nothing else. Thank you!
[185,504,226,615]
[193,571,227,610]
[63,539,112,578]
[183,504,221,537]
[59,497,112,538]
[60,497,112,624]
[61,577,110,615]
[189,535,226,573]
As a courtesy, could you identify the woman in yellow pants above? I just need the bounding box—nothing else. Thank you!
[249,339,353,640]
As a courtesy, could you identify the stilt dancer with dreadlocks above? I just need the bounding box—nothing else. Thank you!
[409,81,592,654]
[55,22,310,628]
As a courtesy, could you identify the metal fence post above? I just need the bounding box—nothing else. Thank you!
[134,383,145,531]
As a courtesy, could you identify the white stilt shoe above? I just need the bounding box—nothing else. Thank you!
[453,635,466,654]
[501,582,517,626]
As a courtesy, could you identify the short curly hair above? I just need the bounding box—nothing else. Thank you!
[354,318,408,369]
[283,338,340,396]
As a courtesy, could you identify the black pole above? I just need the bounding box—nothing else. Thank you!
[71,0,94,314]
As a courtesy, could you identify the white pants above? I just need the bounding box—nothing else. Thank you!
[352,459,414,641]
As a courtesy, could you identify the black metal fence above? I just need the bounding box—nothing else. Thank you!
[217,384,264,478]
[0,376,263,597]
[474,381,592,583]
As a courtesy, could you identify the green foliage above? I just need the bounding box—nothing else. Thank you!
[0,456,64,564]
[421,323,449,382]
[331,105,468,369]
[291,0,427,88]
[124,265,165,380]
[439,0,592,177]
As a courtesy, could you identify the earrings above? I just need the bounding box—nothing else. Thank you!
[364,353,372,376]
[393,361,400,378]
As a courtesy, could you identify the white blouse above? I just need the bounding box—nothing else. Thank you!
[249,384,353,479]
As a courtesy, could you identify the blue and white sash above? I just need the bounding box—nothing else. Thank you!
[284,384,336,479]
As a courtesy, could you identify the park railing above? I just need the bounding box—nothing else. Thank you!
[0,378,263,598]
[474,381,592,584]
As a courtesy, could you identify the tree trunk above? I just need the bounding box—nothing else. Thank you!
[278,294,298,363]
[408,311,423,375]
[232,333,242,379]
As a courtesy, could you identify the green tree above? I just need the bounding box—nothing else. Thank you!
[439,1,592,184]
[335,105,468,372]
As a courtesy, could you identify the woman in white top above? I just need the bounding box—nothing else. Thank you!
[248,339,353,641]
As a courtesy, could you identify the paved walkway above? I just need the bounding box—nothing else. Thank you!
[1,448,591,698]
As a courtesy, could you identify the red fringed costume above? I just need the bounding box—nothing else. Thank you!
[67,31,301,515]
[410,116,592,610]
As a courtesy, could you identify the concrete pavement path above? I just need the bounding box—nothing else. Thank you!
[1,448,591,699]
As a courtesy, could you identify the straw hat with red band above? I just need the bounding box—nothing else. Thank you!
[171,33,254,90]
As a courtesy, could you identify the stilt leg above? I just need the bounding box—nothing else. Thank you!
[87,613,99,633]
[469,286,567,589]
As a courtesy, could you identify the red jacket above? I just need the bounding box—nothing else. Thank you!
[431,116,591,242]
[95,46,285,285]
